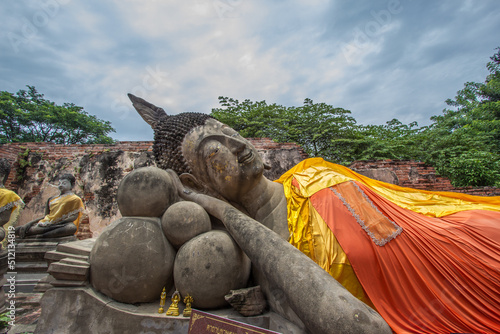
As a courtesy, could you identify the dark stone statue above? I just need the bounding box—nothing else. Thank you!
[30,95,500,334]
[16,173,84,239]
[129,94,391,334]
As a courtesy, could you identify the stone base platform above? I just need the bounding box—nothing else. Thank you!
[12,236,77,293]
[41,238,95,291]
[15,236,77,270]
[0,249,7,314]
[35,287,305,334]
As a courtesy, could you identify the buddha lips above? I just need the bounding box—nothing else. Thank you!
[238,151,254,164]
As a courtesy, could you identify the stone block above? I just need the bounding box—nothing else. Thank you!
[34,287,190,334]
[15,261,49,272]
[161,201,211,249]
[116,167,177,217]
[174,230,251,309]
[33,275,55,292]
[48,258,89,282]
[44,250,89,264]
[51,279,88,287]
[55,238,96,256]
[90,217,175,304]
[34,287,305,334]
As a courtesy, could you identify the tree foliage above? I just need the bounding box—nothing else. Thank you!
[416,48,500,186]
[355,119,425,162]
[0,86,115,144]
[211,97,360,164]
[211,97,427,165]
[214,48,500,187]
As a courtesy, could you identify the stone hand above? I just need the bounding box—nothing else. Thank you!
[166,169,231,222]
[37,221,49,227]
[166,170,197,201]
[62,213,79,223]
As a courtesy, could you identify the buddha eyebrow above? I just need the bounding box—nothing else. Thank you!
[221,126,238,136]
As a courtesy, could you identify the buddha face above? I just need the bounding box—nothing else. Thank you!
[182,119,265,201]
[58,178,73,194]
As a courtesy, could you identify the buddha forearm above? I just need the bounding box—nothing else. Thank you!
[178,181,391,332]
[61,213,79,224]
[184,193,229,220]
[220,206,392,334]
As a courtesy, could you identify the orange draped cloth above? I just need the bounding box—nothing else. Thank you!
[277,158,500,334]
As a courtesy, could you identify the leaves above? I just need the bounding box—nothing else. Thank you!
[210,48,500,187]
[211,97,360,164]
[0,86,115,145]
[410,48,500,186]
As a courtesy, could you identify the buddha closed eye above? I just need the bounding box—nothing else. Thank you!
[206,144,221,159]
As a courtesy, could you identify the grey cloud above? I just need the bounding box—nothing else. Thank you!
[1,0,499,141]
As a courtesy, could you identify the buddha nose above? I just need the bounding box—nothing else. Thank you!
[229,137,246,155]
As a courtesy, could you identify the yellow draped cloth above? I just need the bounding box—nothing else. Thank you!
[0,188,24,216]
[277,158,500,217]
[276,158,500,333]
[40,193,84,231]
[277,158,500,333]
[276,158,378,306]
[0,188,25,247]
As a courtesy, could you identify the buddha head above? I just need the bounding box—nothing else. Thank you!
[58,173,76,194]
[129,94,267,202]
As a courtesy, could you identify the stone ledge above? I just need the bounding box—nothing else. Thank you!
[45,250,89,264]
[34,287,305,334]
[48,264,89,282]
[51,279,89,287]
[15,236,77,244]
[55,238,96,256]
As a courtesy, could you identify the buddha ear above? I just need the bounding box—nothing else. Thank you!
[179,173,206,193]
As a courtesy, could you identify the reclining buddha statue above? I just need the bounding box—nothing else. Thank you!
[129,94,500,334]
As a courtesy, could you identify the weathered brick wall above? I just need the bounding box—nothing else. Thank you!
[247,138,309,181]
[0,141,153,192]
[1,141,155,239]
[0,138,307,237]
[349,160,500,196]
[2,142,498,238]
[0,139,308,195]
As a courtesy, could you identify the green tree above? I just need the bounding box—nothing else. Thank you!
[211,97,287,138]
[211,97,361,163]
[354,119,424,162]
[0,86,115,144]
[211,49,500,187]
[418,48,500,186]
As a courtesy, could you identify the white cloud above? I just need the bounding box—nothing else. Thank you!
[1,0,499,141]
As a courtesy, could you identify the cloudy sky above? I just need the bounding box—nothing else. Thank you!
[1,0,499,141]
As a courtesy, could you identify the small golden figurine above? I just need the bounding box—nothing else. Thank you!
[183,294,194,317]
[158,287,167,314]
[166,291,181,316]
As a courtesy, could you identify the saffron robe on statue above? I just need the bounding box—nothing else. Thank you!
[39,193,85,231]
[0,188,24,221]
[0,188,24,246]
[277,158,500,334]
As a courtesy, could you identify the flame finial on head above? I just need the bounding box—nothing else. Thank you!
[128,93,169,128]
[128,94,213,174]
